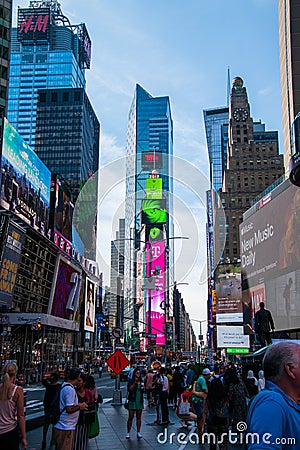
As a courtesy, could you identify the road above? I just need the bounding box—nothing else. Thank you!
[24,371,126,417]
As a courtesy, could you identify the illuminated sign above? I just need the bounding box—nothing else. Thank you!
[146,178,162,199]
[145,241,165,345]
[84,278,96,332]
[142,151,162,170]
[1,119,51,232]
[17,8,52,42]
[141,199,167,224]
[0,221,24,307]
[50,256,82,321]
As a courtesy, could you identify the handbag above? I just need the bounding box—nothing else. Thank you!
[124,391,129,410]
[84,402,97,425]
[178,395,190,416]
[87,411,100,439]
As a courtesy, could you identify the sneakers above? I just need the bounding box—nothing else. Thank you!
[137,432,143,439]
[180,420,188,428]
[125,433,130,439]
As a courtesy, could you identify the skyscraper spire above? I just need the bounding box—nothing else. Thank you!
[226,66,231,107]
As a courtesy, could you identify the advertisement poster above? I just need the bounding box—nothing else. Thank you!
[215,270,243,323]
[50,256,82,321]
[0,221,24,307]
[240,179,300,331]
[1,118,51,231]
[84,278,96,332]
[146,241,165,345]
[217,325,250,348]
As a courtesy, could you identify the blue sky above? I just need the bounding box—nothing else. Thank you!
[13,0,282,333]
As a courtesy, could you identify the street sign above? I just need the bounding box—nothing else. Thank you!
[106,349,130,375]
[146,333,157,338]
[226,348,249,354]
[112,326,123,339]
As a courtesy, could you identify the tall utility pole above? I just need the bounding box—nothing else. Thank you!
[191,319,206,363]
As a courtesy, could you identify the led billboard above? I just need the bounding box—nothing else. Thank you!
[1,118,51,232]
[215,269,243,323]
[141,199,167,225]
[49,175,74,243]
[145,241,165,345]
[142,151,162,170]
[50,256,82,321]
[146,178,163,199]
[240,179,300,331]
[84,278,96,332]
[0,220,25,307]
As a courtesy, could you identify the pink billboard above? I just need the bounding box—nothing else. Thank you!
[146,241,165,345]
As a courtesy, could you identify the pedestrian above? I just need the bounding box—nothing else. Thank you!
[257,369,265,392]
[98,363,103,378]
[72,372,94,450]
[185,364,195,388]
[42,371,60,449]
[166,368,174,406]
[206,377,230,450]
[223,366,248,433]
[53,368,88,450]
[244,370,258,399]
[192,368,210,440]
[247,342,300,449]
[158,367,169,425]
[0,362,27,450]
[172,366,185,407]
[255,301,275,347]
[176,385,197,428]
[125,368,144,439]
[144,369,154,407]
[153,370,162,424]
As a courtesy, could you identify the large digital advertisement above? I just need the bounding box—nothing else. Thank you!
[240,179,300,331]
[1,118,51,232]
[50,256,82,321]
[146,241,165,345]
[84,278,96,332]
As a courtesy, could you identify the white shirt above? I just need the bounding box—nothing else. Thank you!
[54,382,79,431]
[160,375,169,392]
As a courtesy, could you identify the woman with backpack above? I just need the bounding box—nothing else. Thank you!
[206,377,230,450]
[0,362,27,450]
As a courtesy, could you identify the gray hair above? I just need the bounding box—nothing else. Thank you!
[263,342,300,382]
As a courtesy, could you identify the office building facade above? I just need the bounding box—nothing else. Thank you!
[7,0,90,148]
[124,84,174,350]
[278,0,300,173]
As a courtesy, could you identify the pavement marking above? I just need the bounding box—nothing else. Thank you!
[178,426,197,450]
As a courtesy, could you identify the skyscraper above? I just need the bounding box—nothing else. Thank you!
[0,0,12,147]
[217,77,284,263]
[35,87,99,201]
[7,0,90,148]
[278,0,300,173]
[203,107,229,192]
[124,84,174,350]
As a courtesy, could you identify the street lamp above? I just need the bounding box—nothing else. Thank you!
[191,318,206,363]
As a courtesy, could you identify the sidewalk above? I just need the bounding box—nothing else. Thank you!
[26,403,204,450]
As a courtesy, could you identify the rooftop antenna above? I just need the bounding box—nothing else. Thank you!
[226,66,231,107]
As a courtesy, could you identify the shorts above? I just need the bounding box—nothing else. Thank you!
[192,400,204,418]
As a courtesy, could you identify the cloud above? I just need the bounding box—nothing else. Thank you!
[100,132,125,166]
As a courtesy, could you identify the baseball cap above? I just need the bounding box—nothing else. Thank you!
[202,368,211,375]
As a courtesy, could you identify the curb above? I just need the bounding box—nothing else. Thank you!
[26,413,44,431]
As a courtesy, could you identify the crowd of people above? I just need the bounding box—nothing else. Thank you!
[0,364,102,450]
[1,341,300,449]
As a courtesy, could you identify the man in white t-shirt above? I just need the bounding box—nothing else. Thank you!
[53,368,88,450]
[159,367,169,424]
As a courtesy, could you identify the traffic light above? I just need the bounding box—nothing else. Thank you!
[37,319,42,330]
[105,316,109,328]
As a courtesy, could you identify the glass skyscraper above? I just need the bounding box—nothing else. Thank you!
[203,107,229,192]
[7,1,89,148]
[124,84,174,348]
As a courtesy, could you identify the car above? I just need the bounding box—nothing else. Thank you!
[120,367,131,381]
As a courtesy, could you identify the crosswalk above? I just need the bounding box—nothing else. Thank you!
[25,398,112,417]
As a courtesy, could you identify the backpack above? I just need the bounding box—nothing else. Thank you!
[48,383,71,425]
